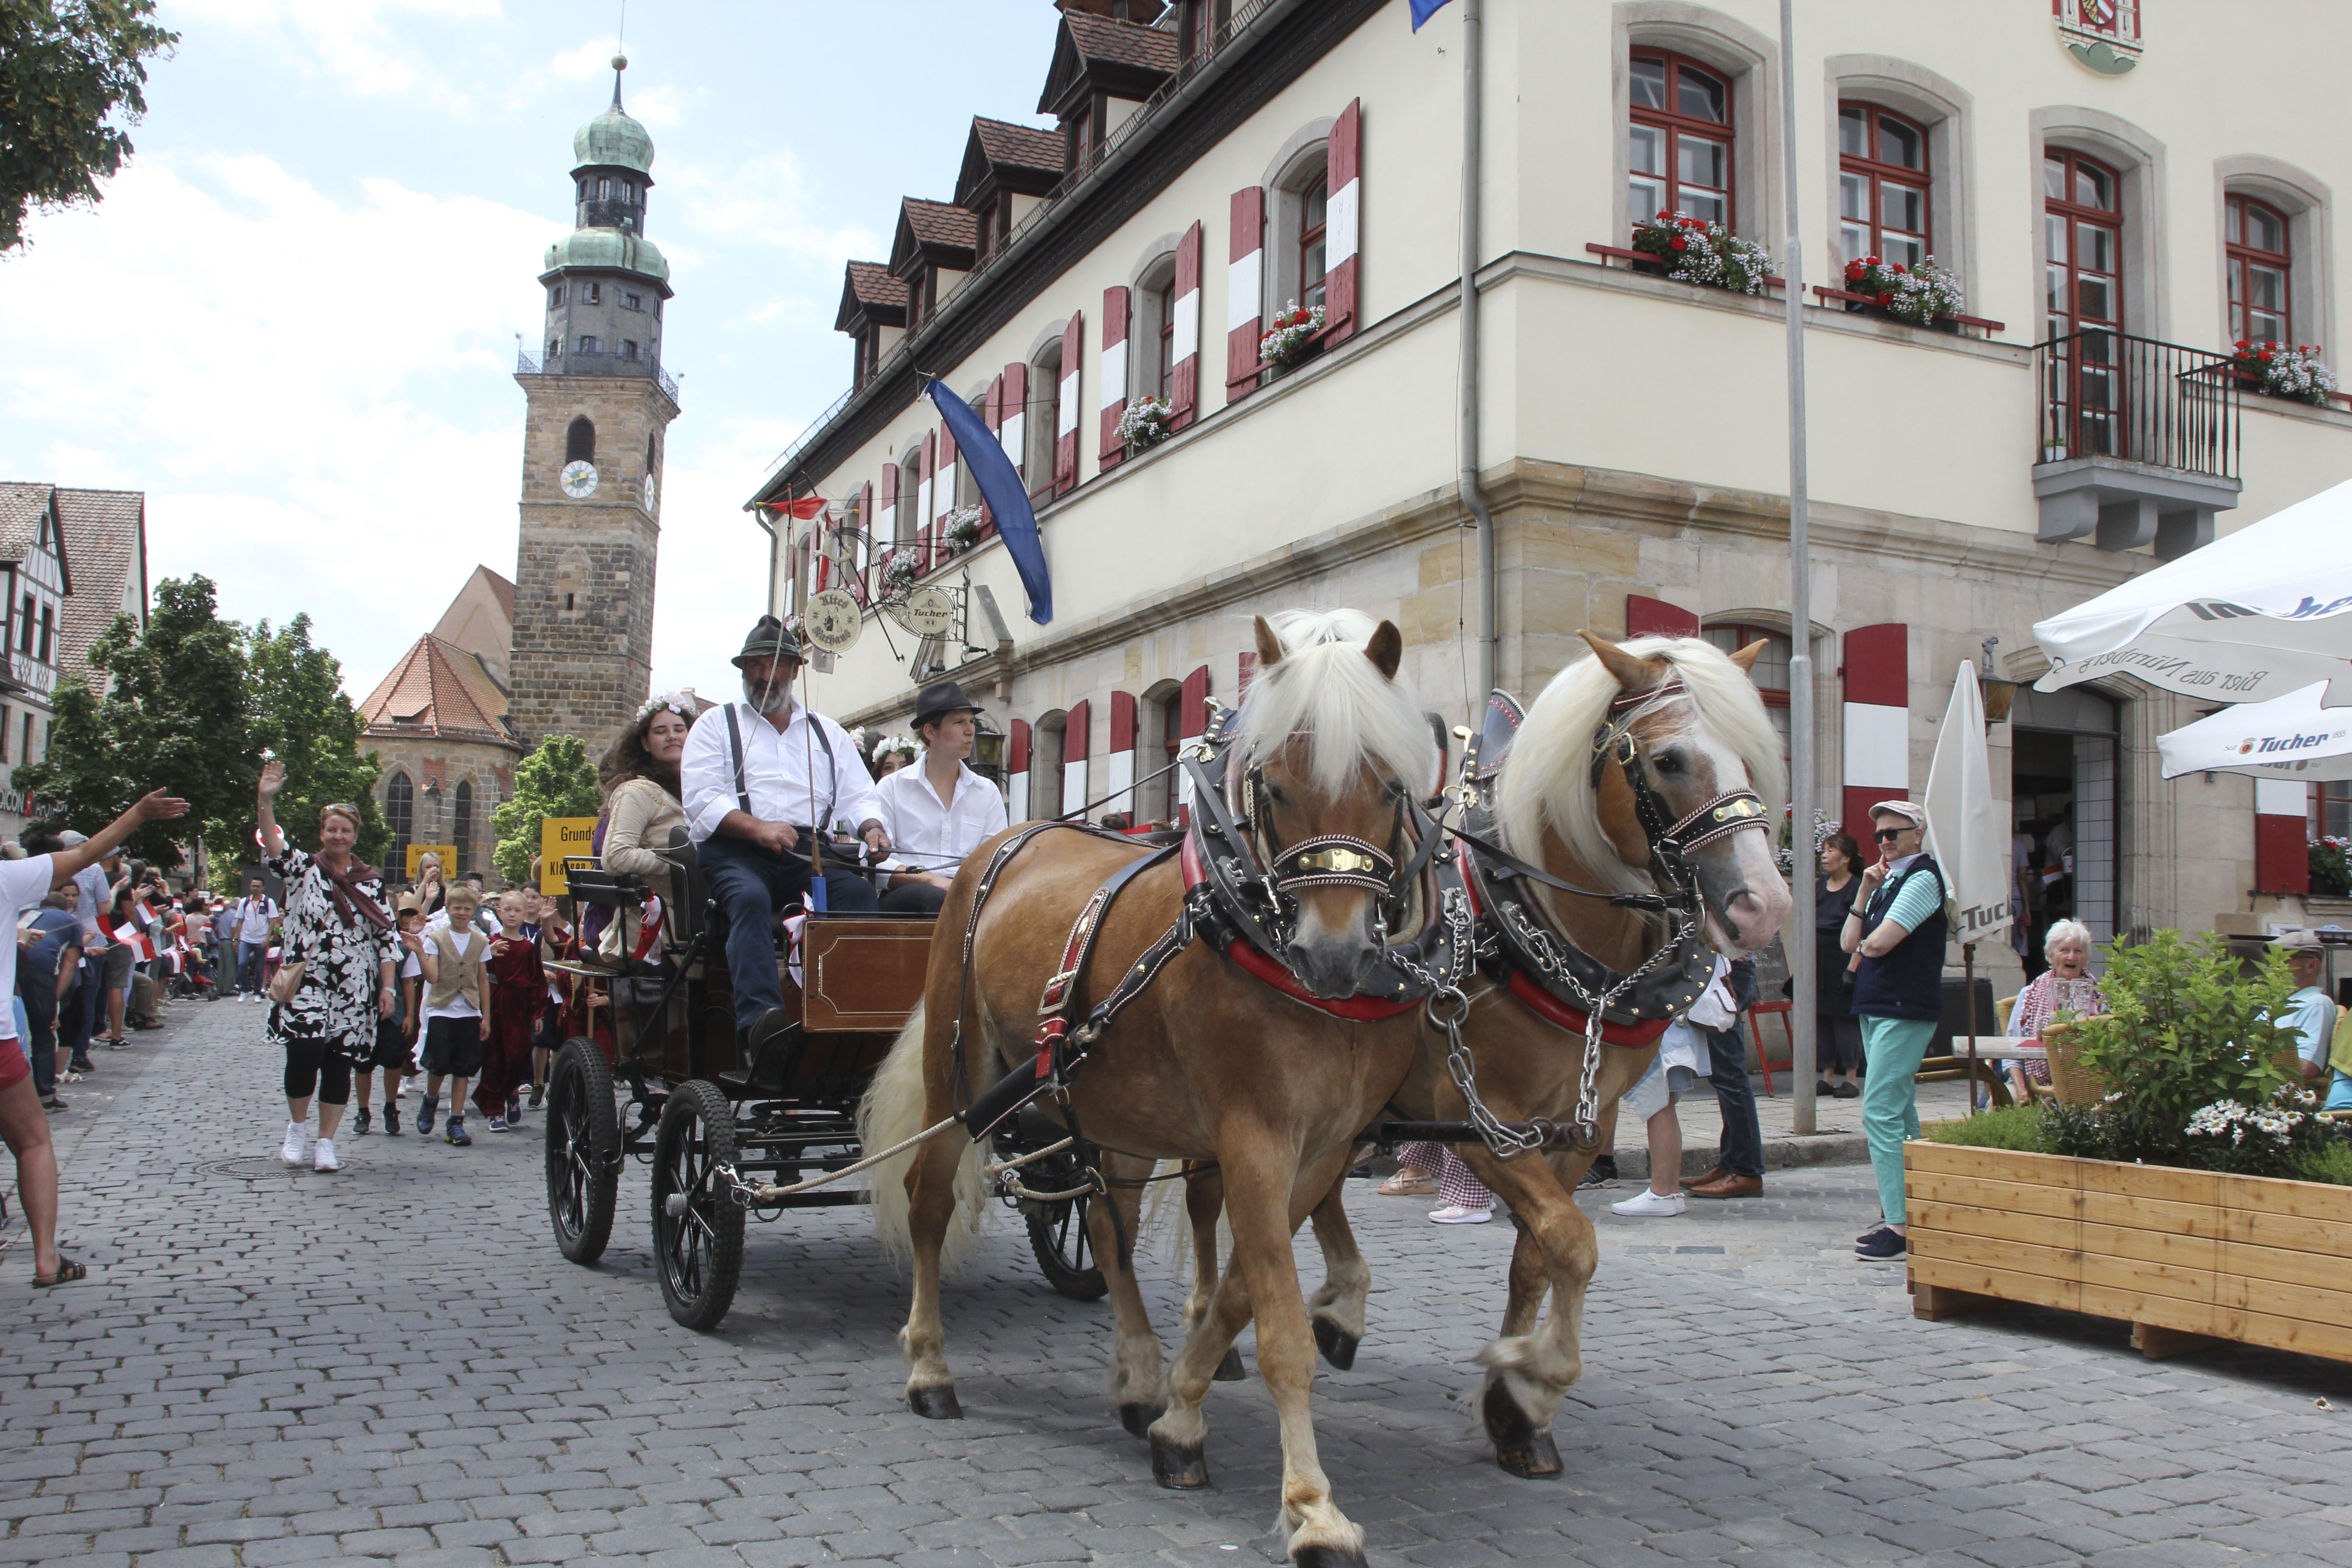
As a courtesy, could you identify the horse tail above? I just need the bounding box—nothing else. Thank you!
[859,1003,992,1274]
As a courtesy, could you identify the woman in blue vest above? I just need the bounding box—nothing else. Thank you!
[1842,800,1946,1261]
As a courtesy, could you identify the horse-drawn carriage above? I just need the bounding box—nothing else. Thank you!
[537,828,1105,1329]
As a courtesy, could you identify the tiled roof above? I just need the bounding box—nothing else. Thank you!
[0,483,54,566]
[357,634,519,747]
[971,117,1066,178]
[836,261,911,331]
[1063,10,1180,74]
[53,488,143,684]
[901,197,978,253]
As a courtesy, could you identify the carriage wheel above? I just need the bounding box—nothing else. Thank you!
[652,1079,745,1331]
[1020,1148,1109,1301]
[545,1037,619,1265]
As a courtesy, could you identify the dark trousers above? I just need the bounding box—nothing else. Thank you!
[64,959,98,1060]
[237,941,267,996]
[22,969,58,1099]
[697,833,880,1035]
[880,879,947,915]
[1705,1023,1765,1178]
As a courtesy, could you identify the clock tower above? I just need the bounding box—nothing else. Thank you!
[509,54,679,747]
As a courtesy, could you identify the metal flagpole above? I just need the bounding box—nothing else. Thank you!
[1779,0,1818,1137]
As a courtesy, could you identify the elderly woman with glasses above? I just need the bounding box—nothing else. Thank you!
[1842,800,1946,1263]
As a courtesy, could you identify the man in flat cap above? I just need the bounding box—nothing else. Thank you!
[873,679,1009,916]
[681,616,890,1039]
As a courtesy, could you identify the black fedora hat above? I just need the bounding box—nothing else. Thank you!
[912,679,983,732]
[730,615,803,668]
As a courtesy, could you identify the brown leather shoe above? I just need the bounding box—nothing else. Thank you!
[1678,1165,1726,1190]
[1689,1173,1764,1200]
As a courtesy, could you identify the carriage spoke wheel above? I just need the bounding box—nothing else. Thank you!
[1021,1150,1109,1301]
[544,1037,619,1265]
[652,1079,745,1331]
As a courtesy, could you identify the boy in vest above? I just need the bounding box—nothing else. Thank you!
[410,883,489,1147]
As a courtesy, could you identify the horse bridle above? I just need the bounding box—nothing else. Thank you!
[1587,679,1772,901]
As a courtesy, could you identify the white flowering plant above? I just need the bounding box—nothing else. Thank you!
[1259,300,1324,367]
[940,505,985,549]
[1115,396,1174,449]
[882,552,918,592]
[1842,255,1967,326]
[1632,210,1775,295]
[2183,1091,2332,1177]
[2312,835,2352,897]
[2232,340,2341,406]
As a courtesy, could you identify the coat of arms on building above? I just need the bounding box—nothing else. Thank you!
[2056,0,2143,74]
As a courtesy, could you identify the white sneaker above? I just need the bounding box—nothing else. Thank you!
[1428,1204,1493,1225]
[280,1122,307,1165]
[313,1139,339,1173]
[1610,1189,1687,1218]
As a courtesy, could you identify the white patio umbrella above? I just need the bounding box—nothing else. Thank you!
[2033,473,2352,704]
[2154,680,2352,780]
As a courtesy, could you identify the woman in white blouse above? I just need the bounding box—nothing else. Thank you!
[874,681,1008,915]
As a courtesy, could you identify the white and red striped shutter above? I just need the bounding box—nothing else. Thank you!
[1842,623,1909,864]
[932,419,958,569]
[1225,186,1264,400]
[2257,782,2312,894]
[856,481,875,595]
[1107,691,1137,816]
[813,508,832,591]
[876,464,897,592]
[1237,649,1259,697]
[1169,220,1204,428]
[1008,719,1031,823]
[916,433,936,571]
[1325,98,1362,344]
[1176,665,1210,824]
[1100,285,1131,469]
[1055,313,1082,495]
[1062,697,1091,819]
[999,362,1028,496]
[1625,594,1700,639]
[981,374,1004,527]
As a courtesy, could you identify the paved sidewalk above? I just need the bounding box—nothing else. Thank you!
[2,997,2349,1567]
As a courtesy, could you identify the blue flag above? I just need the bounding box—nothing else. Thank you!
[923,376,1053,625]
[1410,0,1453,29]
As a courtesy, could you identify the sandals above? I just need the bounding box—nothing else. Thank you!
[1377,1170,1436,1197]
[33,1256,87,1287]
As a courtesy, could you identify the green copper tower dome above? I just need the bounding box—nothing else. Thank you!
[573,54,654,177]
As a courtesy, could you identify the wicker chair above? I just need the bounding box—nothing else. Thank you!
[2042,1018,2111,1106]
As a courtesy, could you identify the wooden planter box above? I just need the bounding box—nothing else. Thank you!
[1906,1141,2352,1363]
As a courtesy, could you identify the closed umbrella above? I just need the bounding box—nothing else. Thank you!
[1925,663,2014,1109]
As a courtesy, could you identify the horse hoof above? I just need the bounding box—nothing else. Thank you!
[1212,1347,1247,1382]
[1150,1432,1211,1490]
[1293,1546,1370,1568]
[907,1386,963,1420]
[1118,1401,1165,1439]
[1312,1318,1360,1371]
[1482,1378,1561,1479]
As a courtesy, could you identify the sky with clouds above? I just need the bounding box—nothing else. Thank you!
[0,0,1068,706]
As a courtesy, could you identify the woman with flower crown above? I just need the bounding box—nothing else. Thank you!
[594,691,698,961]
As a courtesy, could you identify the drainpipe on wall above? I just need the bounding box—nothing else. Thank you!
[1460,0,1497,702]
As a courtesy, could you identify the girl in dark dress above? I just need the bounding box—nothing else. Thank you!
[476,891,545,1131]
[1814,832,1865,1097]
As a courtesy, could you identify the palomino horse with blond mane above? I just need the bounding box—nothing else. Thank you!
[863,609,1469,1568]
[1164,630,1791,1480]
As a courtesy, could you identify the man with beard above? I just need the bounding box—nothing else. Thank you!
[680,616,891,1042]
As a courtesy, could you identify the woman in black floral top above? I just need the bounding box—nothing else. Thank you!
[257,760,400,1173]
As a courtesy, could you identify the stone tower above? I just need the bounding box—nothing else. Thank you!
[509,54,679,748]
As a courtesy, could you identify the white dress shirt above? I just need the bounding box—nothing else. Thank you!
[876,759,1009,876]
[681,698,885,845]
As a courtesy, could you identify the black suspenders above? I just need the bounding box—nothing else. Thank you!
[724,703,839,829]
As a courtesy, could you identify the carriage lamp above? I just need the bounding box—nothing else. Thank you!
[972,717,1006,778]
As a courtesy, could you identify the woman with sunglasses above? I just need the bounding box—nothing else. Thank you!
[1842,800,1945,1262]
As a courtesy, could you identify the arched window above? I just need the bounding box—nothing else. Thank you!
[1702,622,1791,764]
[646,431,658,475]
[1032,712,1067,826]
[2045,149,2124,457]
[1135,255,1178,403]
[2226,193,2292,345]
[1838,102,1928,269]
[384,772,414,878]
[1299,174,1329,310]
[1028,341,1062,495]
[452,779,474,876]
[1629,51,1732,225]
[566,416,595,463]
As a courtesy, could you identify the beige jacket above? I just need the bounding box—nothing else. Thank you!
[600,776,686,958]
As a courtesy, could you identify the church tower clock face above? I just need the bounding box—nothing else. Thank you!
[642,471,657,511]
[560,459,600,498]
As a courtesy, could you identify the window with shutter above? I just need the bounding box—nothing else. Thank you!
[1324,99,1361,344]
[1176,665,1211,826]
[916,433,936,566]
[1008,718,1032,823]
[1170,221,1204,426]
[1062,698,1091,820]
[1100,285,1132,468]
[875,466,897,597]
[1055,313,1083,495]
[1226,186,1265,399]
[1841,623,1909,864]
[1107,691,1138,817]
[932,418,959,572]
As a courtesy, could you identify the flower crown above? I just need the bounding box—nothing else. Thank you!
[636,690,695,724]
[879,733,918,755]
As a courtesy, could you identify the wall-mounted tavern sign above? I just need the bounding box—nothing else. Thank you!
[889,586,955,639]
[2056,0,2142,74]
[804,588,863,654]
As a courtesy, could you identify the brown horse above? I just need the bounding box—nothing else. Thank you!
[862,609,1450,1568]
[1166,631,1793,1476]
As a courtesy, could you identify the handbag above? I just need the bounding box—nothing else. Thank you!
[268,944,307,1005]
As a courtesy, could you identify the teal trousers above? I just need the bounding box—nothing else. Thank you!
[1858,1014,1938,1226]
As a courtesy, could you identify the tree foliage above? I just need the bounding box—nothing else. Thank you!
[491,735,599,886]
[0,0,177,252]
[19,575,248,867]
[236,614,388,867]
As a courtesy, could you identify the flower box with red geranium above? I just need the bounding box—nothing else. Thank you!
[1259,300,1324,369]
[2231,340,2340,407]
[1630,210,1774,295]
[2311,835,2352,897]
[1840,254,1967,327]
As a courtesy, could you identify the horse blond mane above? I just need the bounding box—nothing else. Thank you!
[1234,610,1436,797]
[1498,636,1788,893]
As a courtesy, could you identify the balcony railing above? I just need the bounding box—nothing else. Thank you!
[2035,329,2239,480]
[514,344,679,403]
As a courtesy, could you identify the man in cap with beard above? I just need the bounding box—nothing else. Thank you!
[680,616,891,1041]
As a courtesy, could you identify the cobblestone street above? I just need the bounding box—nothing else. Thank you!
[4,998,2351,1568]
